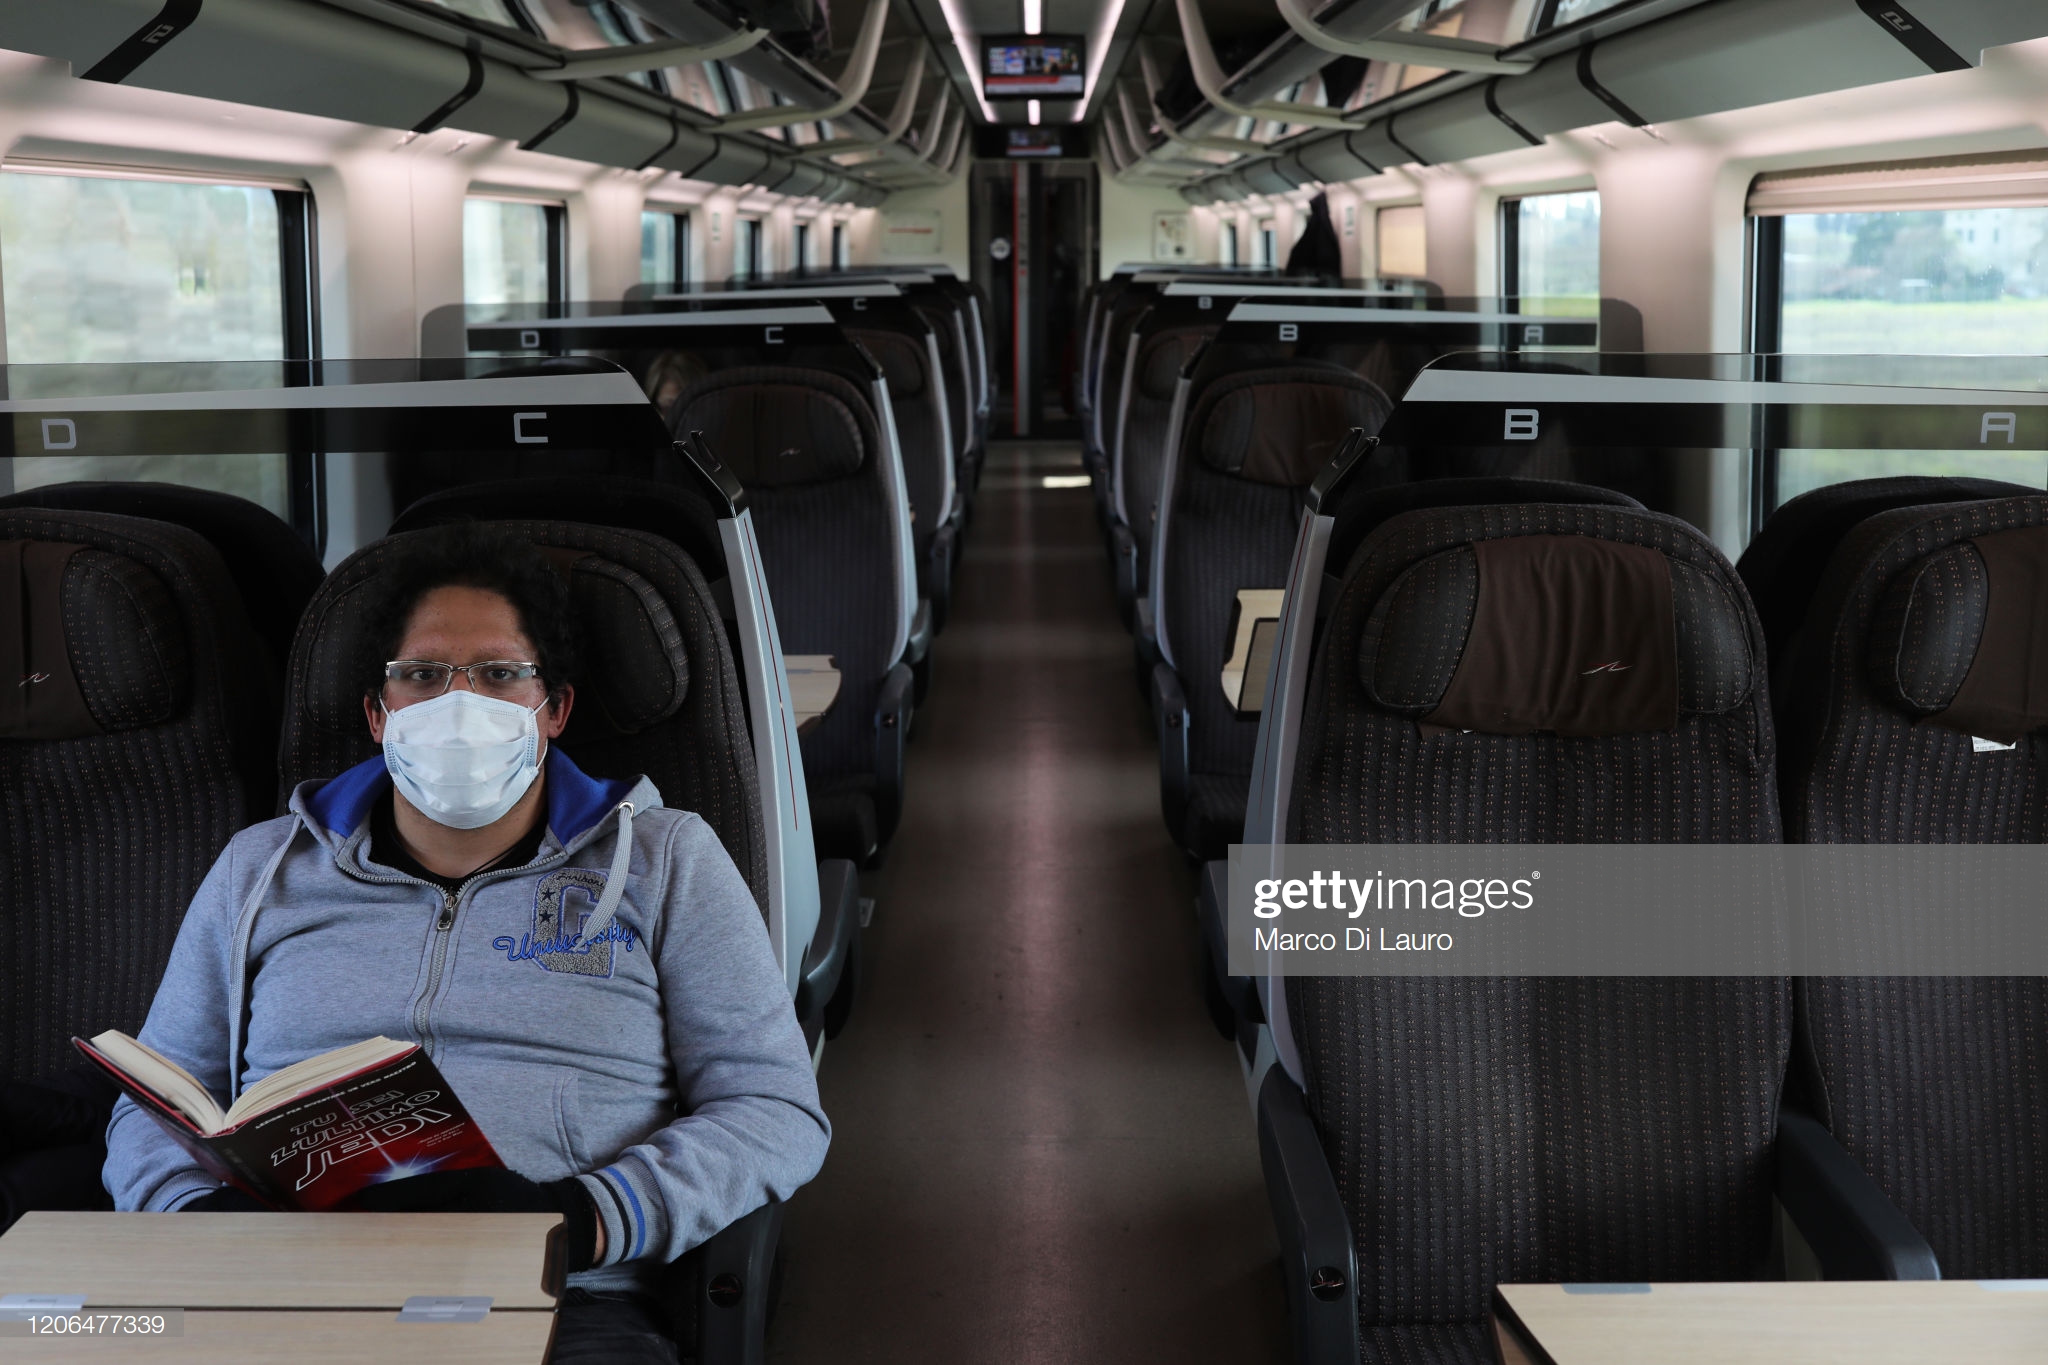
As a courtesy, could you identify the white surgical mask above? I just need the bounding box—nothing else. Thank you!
[381,689,549,830]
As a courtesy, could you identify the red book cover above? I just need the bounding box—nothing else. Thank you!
[77,1037,504,1210]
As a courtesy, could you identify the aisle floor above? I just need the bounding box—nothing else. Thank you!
[769,441,1285,1363]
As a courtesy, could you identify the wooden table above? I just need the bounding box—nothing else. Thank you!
[784,653,841,736]
[0,1212,561,1363]
[1493,1279,2048,1365]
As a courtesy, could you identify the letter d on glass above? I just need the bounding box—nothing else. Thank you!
[40,418,76,450]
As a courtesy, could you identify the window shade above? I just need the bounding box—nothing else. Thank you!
[1749,151,2048,216]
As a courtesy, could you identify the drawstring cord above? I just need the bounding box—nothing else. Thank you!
[576,800,636,945]
[227,817,304,1105]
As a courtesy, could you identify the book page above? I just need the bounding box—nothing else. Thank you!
[223,1036,414,1129]
[88,1030,225,1134]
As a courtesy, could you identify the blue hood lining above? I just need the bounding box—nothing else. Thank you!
[304,748,636,847]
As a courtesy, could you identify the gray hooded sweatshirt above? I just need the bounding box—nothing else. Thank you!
[102,748,830,1294]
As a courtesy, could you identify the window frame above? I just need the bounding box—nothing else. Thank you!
[463,194,567,308]
[0,167,326,550]
[273,186,325,550]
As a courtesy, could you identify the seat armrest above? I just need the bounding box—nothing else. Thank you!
[923,524,956,635]
[672,1199,782,1365]
[1777,1110,1939,1280]
[902,597,933,668]
[1198,861,1262,1026]
[794,859,860,1029]
[872,662,915,849]
[1110,522,1139,631]
[1257,1066,1360,1365]
[1151,662,1190,840]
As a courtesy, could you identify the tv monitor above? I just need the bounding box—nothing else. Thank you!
[981,36,1085,97]
[1006,128,1065,158]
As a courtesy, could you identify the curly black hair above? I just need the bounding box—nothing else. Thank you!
[356,522,579,702]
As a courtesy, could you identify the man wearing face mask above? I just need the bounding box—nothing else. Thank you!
[102,524,828,1364]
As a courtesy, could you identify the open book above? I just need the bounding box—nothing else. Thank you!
[76,1031,503,1210]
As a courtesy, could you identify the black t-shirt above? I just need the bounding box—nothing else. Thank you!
[367,792,547,894]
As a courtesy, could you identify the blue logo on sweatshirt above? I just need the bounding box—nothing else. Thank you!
[491,868,638,977]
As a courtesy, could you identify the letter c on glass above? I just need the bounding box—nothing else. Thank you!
[513,412,548,445]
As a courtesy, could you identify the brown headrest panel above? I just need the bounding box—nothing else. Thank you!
[1876,526,2048,742]
[850,330,927,399]
[672,367,871,487]
[1195,368,1391,486]
[1358,534,1754,737]
[0,540,186,740]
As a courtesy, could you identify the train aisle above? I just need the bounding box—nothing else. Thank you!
[770,441,1284,1363]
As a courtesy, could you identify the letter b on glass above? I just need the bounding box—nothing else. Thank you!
[1503,408,1539,440]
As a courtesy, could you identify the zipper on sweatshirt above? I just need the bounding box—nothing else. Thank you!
[412,888,462,1052]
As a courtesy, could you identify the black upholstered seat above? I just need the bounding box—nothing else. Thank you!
[911,298,978,494]
[1150,363,1391,860]
[1,507,278,1226]
[1739,478,2048,1278]
[1108,321,1216,622]
[0,482,324,685]
[849,325,957,629]
[280,513,767,912]
[1275,499,1787,1363]
[670,365,910,863]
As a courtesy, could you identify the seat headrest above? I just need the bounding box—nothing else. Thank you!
[540,548,691,734]
[1868,524,2048,742]
[0,539,187,740]
[850,330,927,399]
[1358,532,1752,736]
[671,366,874,487]
[1194,366,1391,486]
[299,525,690,740]
[1135,328,1210,401]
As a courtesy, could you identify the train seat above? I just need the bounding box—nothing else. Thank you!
[1150,363,1390,862]
[1,507,277,1227]
[850,326,959,632]
[913,298,979,496]
[0,482,324,688]
[671,366,914,865]
[1263,499,1787,1363]
[1108,321,1217,627]
[1741,481,2048,1278]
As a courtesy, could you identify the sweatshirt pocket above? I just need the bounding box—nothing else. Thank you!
[552,1072,591,1173]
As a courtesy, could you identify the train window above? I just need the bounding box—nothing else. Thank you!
[1750,159,2048,511]
[1377,203,1427,277]
[0,169,315,516]
[1500,190,1600,314]
[832,221,849,268]
[1253,219,1275,268]
[463,197,564,306]
[424,0,530,25]
[1534,0,1633,31]
[1221,221,1239,266]
[641,209,689,285]
[794,221,812,270]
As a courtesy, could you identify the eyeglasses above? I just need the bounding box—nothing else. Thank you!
[383,660,544,705]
